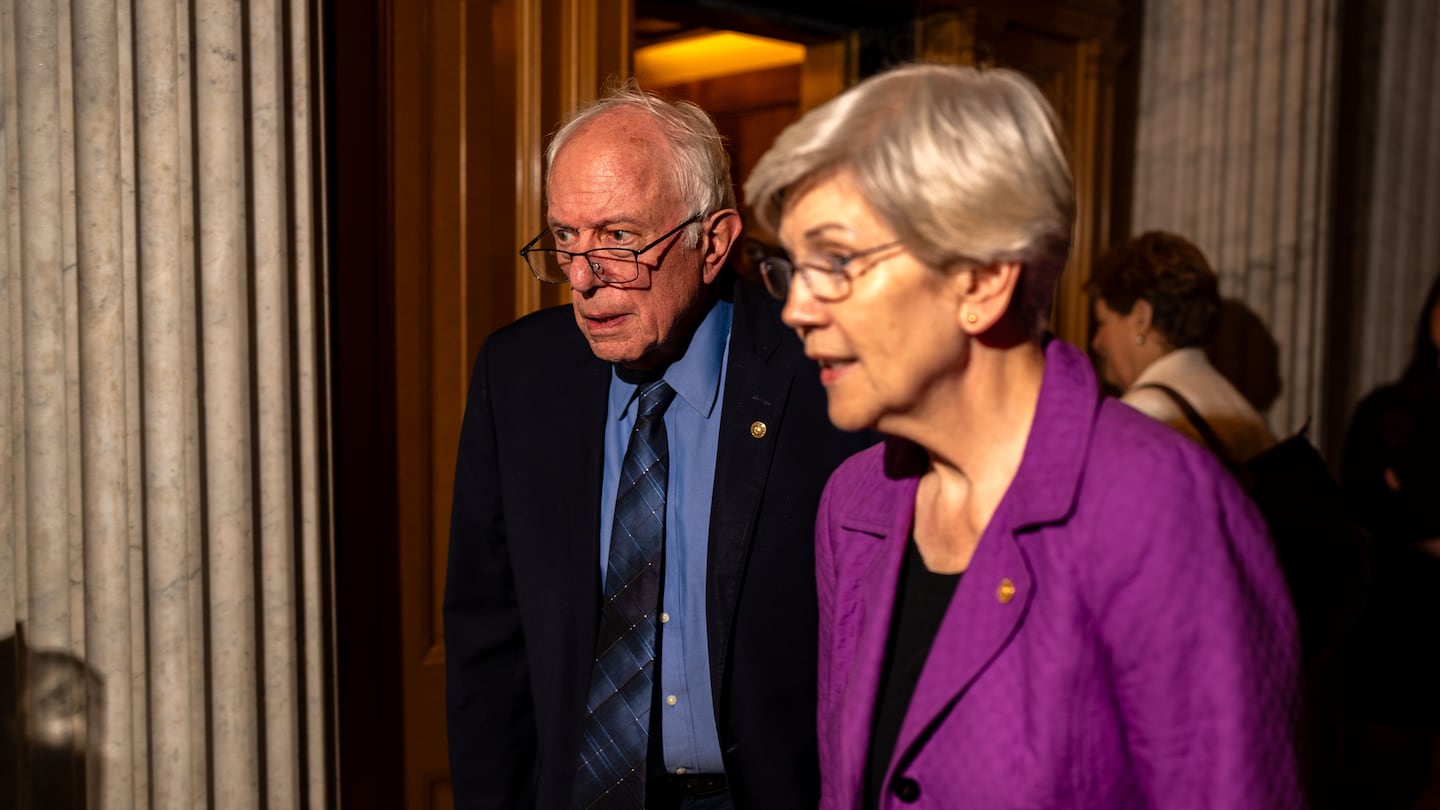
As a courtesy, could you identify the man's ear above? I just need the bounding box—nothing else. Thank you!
[701,209,742,284]
[956,261,1023,334]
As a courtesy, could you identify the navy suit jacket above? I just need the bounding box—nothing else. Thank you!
[444,279,873,809]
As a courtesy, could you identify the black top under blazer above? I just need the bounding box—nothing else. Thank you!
[444,278,874,809]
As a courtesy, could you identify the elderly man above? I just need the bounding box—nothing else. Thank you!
[444,83,872,810]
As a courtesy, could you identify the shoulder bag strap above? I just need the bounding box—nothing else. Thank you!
[1133,382,1230,462]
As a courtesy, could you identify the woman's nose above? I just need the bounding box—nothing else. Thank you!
[781,276,827,332]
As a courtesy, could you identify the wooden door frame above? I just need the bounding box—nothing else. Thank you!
[326,0,404,806]
[327,0,632,805]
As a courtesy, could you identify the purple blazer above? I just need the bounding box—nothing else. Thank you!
[815,339,1302,809]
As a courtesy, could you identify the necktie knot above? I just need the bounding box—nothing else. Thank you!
[636,380,676,420]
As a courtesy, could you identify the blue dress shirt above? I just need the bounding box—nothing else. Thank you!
[600,298,732,775]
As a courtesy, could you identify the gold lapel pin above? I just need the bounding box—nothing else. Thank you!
[749,421,767,439]
[996,578,1016,604]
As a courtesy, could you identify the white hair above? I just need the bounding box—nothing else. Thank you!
[547,79,735,248]
[744,63,1075,335]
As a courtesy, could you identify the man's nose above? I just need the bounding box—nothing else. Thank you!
[567,255,601,292]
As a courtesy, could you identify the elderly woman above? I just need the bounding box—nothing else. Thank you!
[1087,231,1275,463]
[744,64,1301,809]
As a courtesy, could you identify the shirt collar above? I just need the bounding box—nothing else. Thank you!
[607,298,733,420]
[1129,347,1207,389]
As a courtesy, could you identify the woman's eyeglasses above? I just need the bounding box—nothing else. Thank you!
[758,241,905,302]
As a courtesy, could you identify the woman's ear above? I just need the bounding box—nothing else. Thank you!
[701,209,743,284]
[1129,298,1154,336]
[956,261,1023,334]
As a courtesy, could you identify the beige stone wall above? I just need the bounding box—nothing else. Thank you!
[1130,0,1440,447]
[1130,0,1340,438]
[0,1,329,807]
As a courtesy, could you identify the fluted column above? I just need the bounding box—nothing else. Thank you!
[0,1,331,808]
[72,0,139,806]
[1345,0,1440,400]
[1130,0,1340,437]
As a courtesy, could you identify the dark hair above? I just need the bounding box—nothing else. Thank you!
[1085,231,1220,349]
[1401,272,1440,387]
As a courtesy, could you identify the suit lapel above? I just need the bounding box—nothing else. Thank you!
[547,335,613,647]
[705,284,795,717]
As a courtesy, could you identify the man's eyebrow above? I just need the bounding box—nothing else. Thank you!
[546,215,646,231]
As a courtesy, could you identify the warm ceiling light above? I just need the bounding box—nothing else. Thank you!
[635,31,806,86]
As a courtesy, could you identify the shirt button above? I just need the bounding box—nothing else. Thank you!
[891,775,921,802]
[675,767,688,775]
[666,694,678,706]
[660,612,670,624]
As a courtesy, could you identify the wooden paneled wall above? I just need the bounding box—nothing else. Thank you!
[390,1,629,807]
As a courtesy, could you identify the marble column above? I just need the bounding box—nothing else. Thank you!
[1343,0,1440,404]
[1130,0,1340,438]
[0,0,331,808]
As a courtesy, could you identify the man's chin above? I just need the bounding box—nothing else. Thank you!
[583,334,650,369]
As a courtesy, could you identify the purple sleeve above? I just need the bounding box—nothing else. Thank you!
[1091,450,1302,809]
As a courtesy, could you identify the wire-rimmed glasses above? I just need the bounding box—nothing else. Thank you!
[518,214,702,285]
[757,241,905,302]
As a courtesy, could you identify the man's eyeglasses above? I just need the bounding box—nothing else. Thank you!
[758,241,905,302]
[519,215,702,285]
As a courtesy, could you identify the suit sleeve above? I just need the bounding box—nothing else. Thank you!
[444,340,538,809]
[1092,449,1302,810]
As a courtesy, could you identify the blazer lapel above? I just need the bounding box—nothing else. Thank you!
[889,522,1035,781]
[876,340,1098,782]
[833,339,1094,789]
[833,484,915,798]
[706,284,794,710]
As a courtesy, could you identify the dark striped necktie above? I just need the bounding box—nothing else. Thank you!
[573,379,676,809]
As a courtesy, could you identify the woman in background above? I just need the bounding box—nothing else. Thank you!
[1341,273,1440,809]
[1343,272,1440,555]
[1087,231,1274,463]
[745,63,1301,810]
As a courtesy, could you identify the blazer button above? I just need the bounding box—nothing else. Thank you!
[749,420,767,438]
[891,775,920,803]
